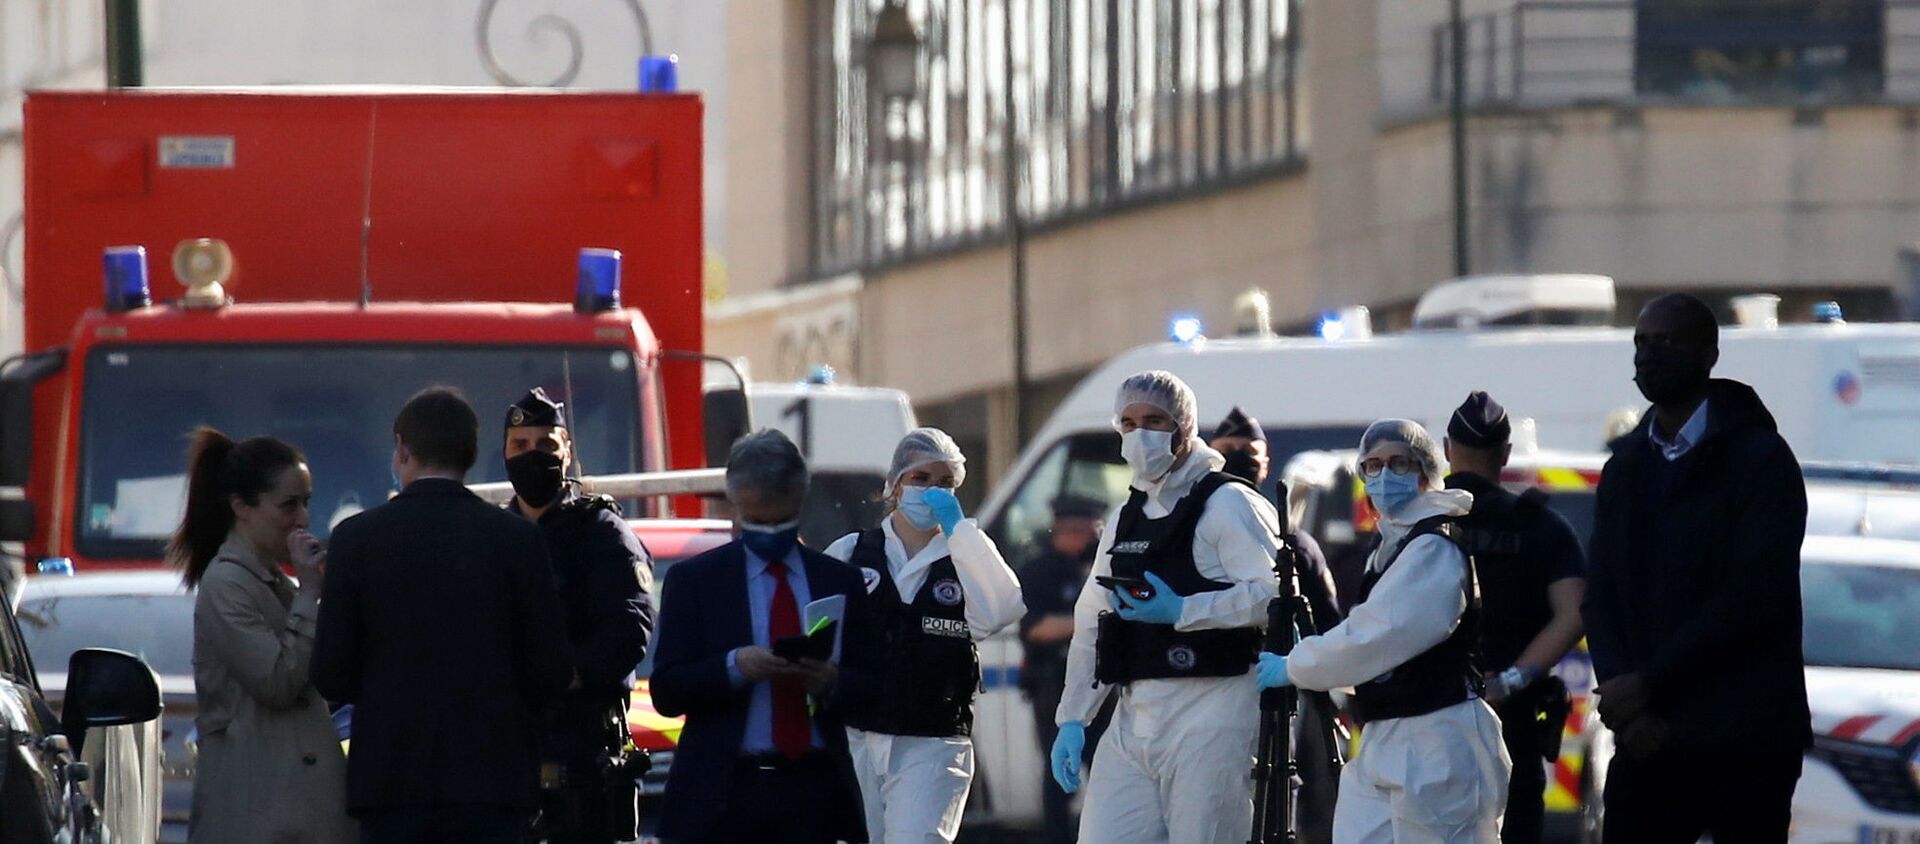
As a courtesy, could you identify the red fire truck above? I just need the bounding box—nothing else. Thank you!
[0,88,729,571]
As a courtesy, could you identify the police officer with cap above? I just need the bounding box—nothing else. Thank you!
[1210,406,1270,486]
[504,387,657,843]
[1442,391,1586,844]
[1018,494,1108,844]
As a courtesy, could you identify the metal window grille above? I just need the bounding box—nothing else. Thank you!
[810,0,1304,277]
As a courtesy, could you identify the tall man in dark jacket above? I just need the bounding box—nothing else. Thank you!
[313,387,573,844]
[649,430,880,844]
[502,388,655,843]
[1583,293,1810,843]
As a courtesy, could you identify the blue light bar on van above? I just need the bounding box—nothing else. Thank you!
[37,557,74,576]
[1169,316,1205,345]
[103,245,151,313]
[1318,314,1347,341]
[575,248,622,313]
[1813,301,1846,324]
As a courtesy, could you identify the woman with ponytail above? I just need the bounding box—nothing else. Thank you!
[174,427,355,843]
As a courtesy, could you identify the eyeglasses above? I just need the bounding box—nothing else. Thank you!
[901,478,959,490]
[1358,455,1418,478]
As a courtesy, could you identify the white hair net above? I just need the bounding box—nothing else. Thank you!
[886,427,967,495]
[1112,370,1198,442]
[1358,418,1446,486]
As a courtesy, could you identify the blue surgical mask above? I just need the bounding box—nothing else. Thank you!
[739,518,802,561]
[896,485,940,531]
[1364,468,1421,518]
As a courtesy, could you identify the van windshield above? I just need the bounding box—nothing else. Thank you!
[987,425,1368,569]
[77,344,645,560]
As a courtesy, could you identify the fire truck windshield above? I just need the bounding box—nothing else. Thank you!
[76,344,645,560]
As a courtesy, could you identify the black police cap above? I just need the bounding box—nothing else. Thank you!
[1448,390,1510,449]
[1211,406,1266,443]
[1050,495,1106,520]
[506,387,566,430]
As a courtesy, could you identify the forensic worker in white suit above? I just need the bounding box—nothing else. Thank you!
[824,427,1025,844]
[1258,419,1511,844]
[1049,370,1284,844]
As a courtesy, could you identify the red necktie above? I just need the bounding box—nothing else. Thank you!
[765,558,811,759]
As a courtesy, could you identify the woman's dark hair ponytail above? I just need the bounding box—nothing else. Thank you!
[168,427,304,587]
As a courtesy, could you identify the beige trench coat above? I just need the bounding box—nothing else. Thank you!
[189,534,355,844]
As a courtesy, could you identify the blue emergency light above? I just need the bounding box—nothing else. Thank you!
[37,557,74,576]
[806,364,837,386]
[1813,301,1846,324]
[1169,315,1205,345]
[575,248,623,313]
[1317,313,1347,341]
[103,245,151,312]
[639,55,679,93]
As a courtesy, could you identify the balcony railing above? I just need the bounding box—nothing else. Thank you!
[1428,0,1920,112]
[810,0,1304,278]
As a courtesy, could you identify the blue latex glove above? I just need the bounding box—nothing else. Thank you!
[1050,721,1086,793]
[1256,653,1293,689]
[924,487,965,535]
[1113,572,1183,625]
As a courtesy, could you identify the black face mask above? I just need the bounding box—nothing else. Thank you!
[1634,344,1712,407]
[506,449,566,509]
[1220,448,1263,485]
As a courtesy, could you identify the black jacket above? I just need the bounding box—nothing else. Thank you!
[648,541,882,843]
[311,478,573,811]
[510,489,655,698]
[1582,379,1811,757]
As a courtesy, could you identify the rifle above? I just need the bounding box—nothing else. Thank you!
[1249,535,1312,844]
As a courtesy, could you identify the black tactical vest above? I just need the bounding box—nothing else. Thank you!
[842,529,981,737]
[1348,516,1484,723]
[1453,485,1558,673]
[1094,472,1264,684]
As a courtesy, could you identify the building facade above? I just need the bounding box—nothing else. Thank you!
[711,0,1920,484]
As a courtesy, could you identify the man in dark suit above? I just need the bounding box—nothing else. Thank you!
[649,430,879,844]
[1583,294,1810,843]
[312,387,573,844]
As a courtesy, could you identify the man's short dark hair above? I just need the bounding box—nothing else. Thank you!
[725,429,810,504]
[1644,292,1720,348]
[395,387,479,472]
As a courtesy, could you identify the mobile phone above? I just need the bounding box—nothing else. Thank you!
[1095,575,1156,603]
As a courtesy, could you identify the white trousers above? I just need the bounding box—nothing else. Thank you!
[1333,699,1511,844]
[846,728,974,844]
[1075,674,1260,844]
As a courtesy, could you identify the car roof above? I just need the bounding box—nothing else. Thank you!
[18,570,189,599]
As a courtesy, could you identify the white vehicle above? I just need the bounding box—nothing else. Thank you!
[744,380,917,548]
[980,288,1920,572]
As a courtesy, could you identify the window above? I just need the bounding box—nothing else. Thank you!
[812,0,1304,274]
[1636,0,1886,100]
[1800,561,1920,671]
[77,344,643,559]
[16,592,197,680]
[987,432,1129,568]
